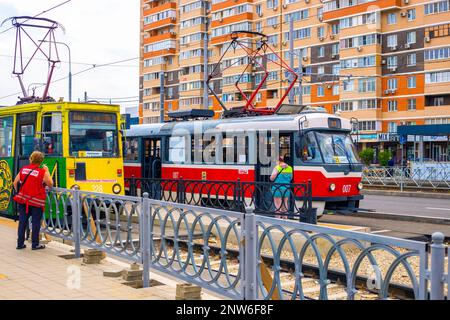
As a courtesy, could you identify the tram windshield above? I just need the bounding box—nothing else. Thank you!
[69,112,119,157]
[301,131,360,164]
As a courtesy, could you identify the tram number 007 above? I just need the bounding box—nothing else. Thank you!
[342,185,351,193]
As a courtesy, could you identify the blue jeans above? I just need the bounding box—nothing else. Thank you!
[17,204,43,248]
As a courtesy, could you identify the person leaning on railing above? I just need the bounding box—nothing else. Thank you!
[13,151,53,250]
[270,155,293,219]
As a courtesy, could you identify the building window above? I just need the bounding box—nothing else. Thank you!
[342,80,354,92]
[407,31,416,44]
[407,9,416,21]
[388,122,397,133]
[358,78,376,93]
[267,0,278,9]
[407,53,416,66]
[318,46,325,57]
[317,86,325,97]
[424,1,450,15]
[425,71,450,83]
[339,101,354,111]
[331,23,339,35]
[256,4,262,16]
[331,43,339,56]
[317,66,325,75]
[317,26,325,38]
[408,98,417,110]
[332,85,339,95]
[387,78,398,90]
[256,22,262,33]
[408,76,416,88]
[387,13,397,25]
[434,97,445,106]
[424,47,450,60]
[267,16,278,27]
[387,56,397,68]
[388,100,397,112]
[358,121,377,131]
[387,34,397,47]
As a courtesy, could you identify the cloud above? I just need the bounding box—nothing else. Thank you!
[0,0,139,109]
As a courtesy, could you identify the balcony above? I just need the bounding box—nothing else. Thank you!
[323,0,402,22]
[211,0,251,12]
[143,17,176,32]
[143,2,176,17]
[143,32,177,45]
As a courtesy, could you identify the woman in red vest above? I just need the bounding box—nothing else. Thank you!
[13,151,53,250]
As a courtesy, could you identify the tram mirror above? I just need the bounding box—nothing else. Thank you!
[33,138,42,152]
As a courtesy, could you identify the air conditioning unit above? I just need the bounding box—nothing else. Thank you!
[404,0,409,3]
[258,12,263,17]
[170,31,176,36]
[389,89,397,93]
[219,17,223,22]
[319,16,323,22]
[302,56,308,61]
[357,46,362,52]
[390,46,397,51]
[389,67,397,72]
[405,43,410,49]
[425,36,430,42]
[171,17,176,22]
[319,36,324,41]
[273,6,278,11]
[282,41,288,46]
[400,12,407,17]
[272,24,278,29]
[330,34,335,40]
[327,85,332,89]
[331,54,337,59]
[381,59,386,65]
[283,4,287,9]
[305,0,310,3]
[273,42,278,47]
[384,90,390,95]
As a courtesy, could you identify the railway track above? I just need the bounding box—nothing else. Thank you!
[152,238,415,300]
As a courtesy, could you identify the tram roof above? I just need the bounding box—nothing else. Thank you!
[127,112,352,137]
[0,101,121,115]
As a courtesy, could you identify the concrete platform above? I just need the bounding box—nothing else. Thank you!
[0,217,220,300]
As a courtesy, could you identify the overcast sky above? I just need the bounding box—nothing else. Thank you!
[0,0,139,111]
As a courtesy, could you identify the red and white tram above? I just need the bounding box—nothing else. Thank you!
[123,107,363,215]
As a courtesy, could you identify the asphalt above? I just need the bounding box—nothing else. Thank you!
[359,194,450,219]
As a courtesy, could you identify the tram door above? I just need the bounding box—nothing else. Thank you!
[142,138,161,179]
[14,113,37,176]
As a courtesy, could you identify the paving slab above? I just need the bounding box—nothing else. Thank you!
[0,217,220,300]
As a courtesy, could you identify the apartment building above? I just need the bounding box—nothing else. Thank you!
[140,0,450,159]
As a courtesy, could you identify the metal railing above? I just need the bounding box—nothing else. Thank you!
[362,166,450,191]
[125,177,316,224]
[42,187,449,300]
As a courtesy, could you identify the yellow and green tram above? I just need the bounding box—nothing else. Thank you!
[0,102,125,217]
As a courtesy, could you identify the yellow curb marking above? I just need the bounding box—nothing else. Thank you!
[0,217,18,229]
[0,274,7,280]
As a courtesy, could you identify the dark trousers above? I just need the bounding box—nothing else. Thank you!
[17,204,43,248]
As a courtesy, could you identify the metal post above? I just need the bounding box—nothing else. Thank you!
[142,193,151,288]
[430,232,445,300]
[244,207,257,300]
[298,49,303,106]
[203,14,209,109]
[159,71,165,123]
[72,187,81,258]
[288,18,294,104]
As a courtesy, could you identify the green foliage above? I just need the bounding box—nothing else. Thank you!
[359,148,374,166]
[378,150,393,167]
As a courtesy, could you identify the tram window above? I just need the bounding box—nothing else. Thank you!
[125,138,139,161]
[41,113,62,156]
[168,136,187,163]
[222,135,248,164]
[20,125,35,157]
[299,132,323,163]
[279,135,291,165]
[315,132,360,164]
[0,117,13,157]
[69,112,118,157]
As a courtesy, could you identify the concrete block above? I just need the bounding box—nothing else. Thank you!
[176,284,202,300]
[103,269,124,278]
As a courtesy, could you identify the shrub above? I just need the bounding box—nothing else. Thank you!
[359,148,374,166]
[378,150,392,167]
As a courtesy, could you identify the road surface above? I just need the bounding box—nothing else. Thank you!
[359,194,450,219]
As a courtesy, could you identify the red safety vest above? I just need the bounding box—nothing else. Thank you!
[13,164,47,213]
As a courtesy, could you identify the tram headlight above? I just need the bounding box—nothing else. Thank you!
[329,183,336,192]
[357,182,364,190]
[112,183,122,194]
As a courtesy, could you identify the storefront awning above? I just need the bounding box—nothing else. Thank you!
[397,124,450,136]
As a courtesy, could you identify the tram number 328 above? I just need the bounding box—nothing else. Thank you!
[342,185,352,193]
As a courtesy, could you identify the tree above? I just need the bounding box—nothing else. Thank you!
[378,150,392,167]
[359,148,374,166]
